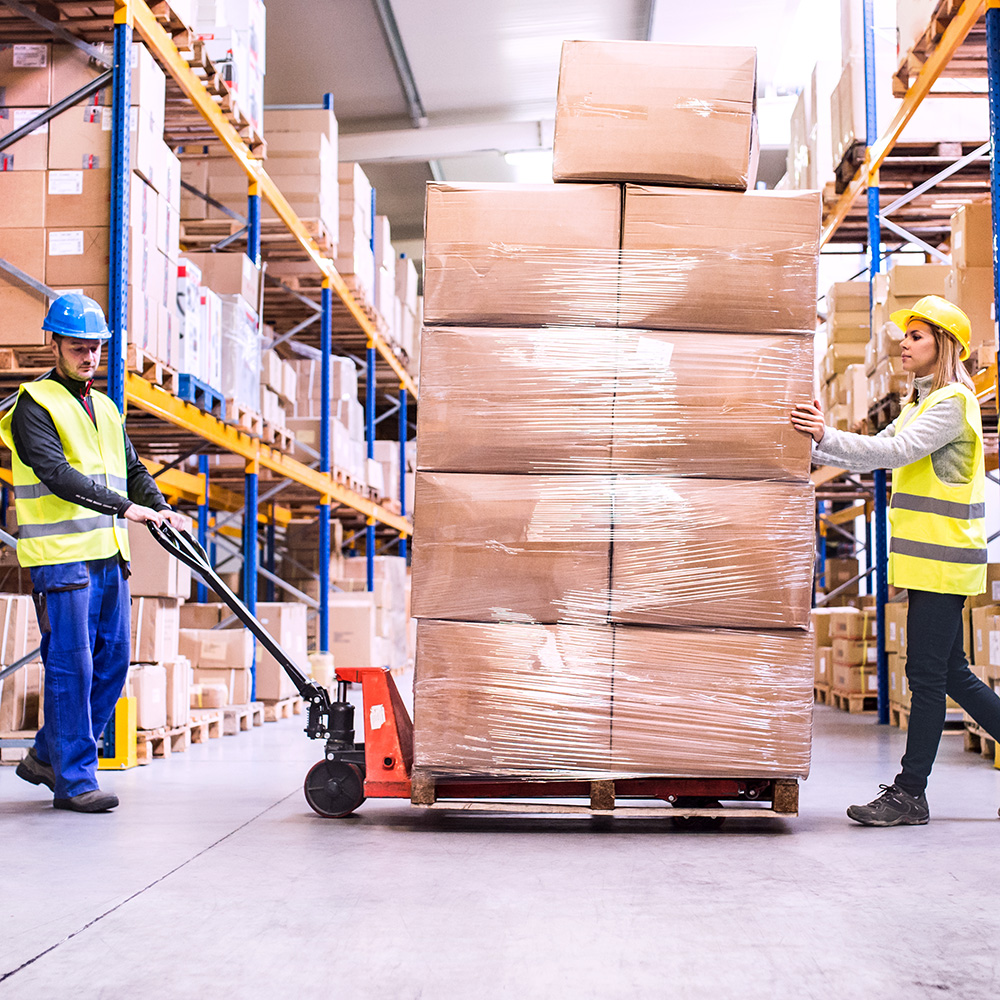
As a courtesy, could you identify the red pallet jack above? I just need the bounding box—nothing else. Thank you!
[149,523,799,826]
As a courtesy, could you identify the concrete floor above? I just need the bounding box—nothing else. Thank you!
[2,703,999,999]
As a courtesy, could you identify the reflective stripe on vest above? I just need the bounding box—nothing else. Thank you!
[0,380,131,568]
[888,382,987,596]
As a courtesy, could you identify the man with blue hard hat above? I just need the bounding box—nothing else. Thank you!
[0,293,186,813]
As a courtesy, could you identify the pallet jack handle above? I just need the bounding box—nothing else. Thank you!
[145,521,337,741]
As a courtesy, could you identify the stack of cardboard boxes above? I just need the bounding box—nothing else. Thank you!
[828,608,878,702]
[811,608,834,691]
[411,40,819,780]
[0,595,43,744]
[126,521,191,731]
[0,41,181,364]
[945,203,997,370]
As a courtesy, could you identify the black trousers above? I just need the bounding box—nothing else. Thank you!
[895,589,1000,797]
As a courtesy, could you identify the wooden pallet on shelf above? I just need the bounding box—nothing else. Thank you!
[225,399,263,438]
[892,0,986,96]
[127,345,179,394]
[179,217,334,257]
[261,421,294,451]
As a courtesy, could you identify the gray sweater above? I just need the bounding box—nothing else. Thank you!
[812,375,977,484]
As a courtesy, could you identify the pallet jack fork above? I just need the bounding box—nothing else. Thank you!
[149,523,800,825]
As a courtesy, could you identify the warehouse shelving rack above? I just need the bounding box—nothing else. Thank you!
[818,0,1000,722]
[0,0,417,689]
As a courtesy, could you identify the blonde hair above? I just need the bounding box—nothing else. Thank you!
[903,324,974,405]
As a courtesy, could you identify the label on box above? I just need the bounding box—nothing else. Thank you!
[976,629,984,653]
[867,674,877,692]
[889,623,897,642]
[13,44,47,68]
[635,336,674,367]
[48,171,84,196]
[201,639,227,659]
[992,581,1000,601]
[991,631,1000,667]
[48,231,84,257]
[102,107,113,131]
[12,108,47,135]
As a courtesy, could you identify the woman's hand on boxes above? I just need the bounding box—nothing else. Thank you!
[790,400,826,444]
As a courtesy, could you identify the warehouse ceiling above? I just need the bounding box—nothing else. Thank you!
[265,0,840,264]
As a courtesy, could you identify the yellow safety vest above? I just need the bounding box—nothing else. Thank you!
[0,380,131,567]
[888,382,986,595]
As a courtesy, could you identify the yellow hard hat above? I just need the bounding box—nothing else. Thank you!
[890,294,972,361]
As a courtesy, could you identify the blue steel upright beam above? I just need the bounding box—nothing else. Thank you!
[243,180,262,698]
[864,0,890,724]
[366,340,376,592]
[399,385,408,563]
[197,453,210,603]
[319,278,333,654]
[988,2,1000,356]
[107,10,131,412]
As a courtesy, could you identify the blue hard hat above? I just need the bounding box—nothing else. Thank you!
[42,293,110,341]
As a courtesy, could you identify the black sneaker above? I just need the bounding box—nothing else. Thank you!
[15,747,55,793]
[847,784,929,827]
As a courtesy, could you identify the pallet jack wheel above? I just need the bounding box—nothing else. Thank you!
[304,760,366,818]
[670,798,725,831]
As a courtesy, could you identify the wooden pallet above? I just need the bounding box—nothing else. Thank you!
[814,682,832,705]
[189,708,225,740]
[127,345,179,394]
[831,688,879,714]
[867,394,905,434]
[221,702,265,736]
[261,696,306,723]
[889,704,966,732]
[261,421,294,450]
[136,723,192,764]
[180,217,334,257]
[224,399,264,437]
[964,721,999,764]
[177,372,226,420]
[892,0,982,96]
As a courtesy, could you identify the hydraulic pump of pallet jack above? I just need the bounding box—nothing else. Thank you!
[146,522,346,743]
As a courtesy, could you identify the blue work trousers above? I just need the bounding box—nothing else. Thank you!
[30,557,130,799]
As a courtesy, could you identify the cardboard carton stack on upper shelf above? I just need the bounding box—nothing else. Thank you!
[945,203,997,370]
[412,40,819,780]
[0,41,182,369]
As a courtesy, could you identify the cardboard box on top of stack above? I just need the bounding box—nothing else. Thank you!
[946,203,996,371]
[413,39,821,782]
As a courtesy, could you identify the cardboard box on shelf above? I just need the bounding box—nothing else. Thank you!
[0,107,49,170]
[887,262,950,299]
[833,661,878,695]
[179,627,255,672]
[183,251,259,306]
[0,171,45,227]
[552,40,758,190]
[821,343,867,382]
[130,597,180,664]
[44,227,109,286]
[810,607,835,647]
[832,637,877,667]
[163,657,191,728]
[191,666,251,706]
[829,607,876,640]
[814,644,833,685]
[844,363,868,428]
[0,43,51,106]
[328,593,379,670]
[127,662,167,730]
[0,594,41,665]
[190,682,227,710]
[44,168,111,227]
[47,105,112,170]
[950,203,994,271]
[0,227,48,342]
[254,602,308,702]
[127,520,192,598]
[0,659,43,733]
[826,315,870,344]
[944,266,996,357]
[422,182,621,328]
[884,601,908,654]
[970,605,1000,665]
[888,652,911,709]
[618,186,821,334]
[823,556,859,595]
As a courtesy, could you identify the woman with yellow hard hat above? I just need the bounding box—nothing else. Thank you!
[792,294,1000,827]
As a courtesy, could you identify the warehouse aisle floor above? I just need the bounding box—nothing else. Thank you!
[2,703,999,999]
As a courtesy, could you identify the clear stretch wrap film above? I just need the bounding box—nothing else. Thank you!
[422,183,821,334]
[413,621,812,779]
[552,40,758,190]
[411,473,814,630]
[219,294,261,410]
[417,327,813,480]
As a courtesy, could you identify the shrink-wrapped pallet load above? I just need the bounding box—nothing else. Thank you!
[412,40,820,782]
